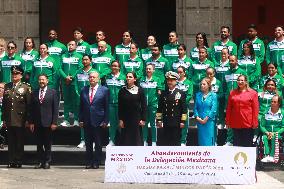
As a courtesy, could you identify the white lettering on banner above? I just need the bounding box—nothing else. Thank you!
[142,54,152,60]
[48,47,62,54]
[252,44,261,50]
[76,46,86,52]
[214,46,233,52]
[2,60,21,67]
[238,59,256,66]
[269,44,284,51]
[77,73,89,81]
[90,48,98,55]
[146,61,165,69]
[62,57,79,64]
[140,81,157,89]
[172,62,190,70]
[191,51,199,58]
[21,54,36,61]
[116,48,130,54]
[124,61,140,68]
[215,66,229,73]
[265,113,283,121]
[34,61,53,68]
[106,79,125,86]
[177,84,188,91]
[92,57,111,64]
[105,146,256,184]
[192,64,209,70]
[225,74,240,82]
[164,49,178,56]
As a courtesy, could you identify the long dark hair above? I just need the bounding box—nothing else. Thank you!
[23,37,36,52]
[196,32,209,48]
[242,41,255,60]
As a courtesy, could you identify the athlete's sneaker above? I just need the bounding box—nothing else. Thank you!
[261,156,270,163]
[181,143,186,146]
[152,142,157,146]
[268,156,275,163]
[93,143,95,149]
[107,141,115,147]
[143,141,148,146]
[223,142,233,146]
[77,141,85,148]
[60,120,70,127]
[73,120,79,127]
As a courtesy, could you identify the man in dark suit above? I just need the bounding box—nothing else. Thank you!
[2,65,32,168]
[29,74,59,169]
[156,71,187,146]
[79,71,109,169]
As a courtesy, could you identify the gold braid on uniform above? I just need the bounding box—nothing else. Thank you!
[181,114,187,121]
[156,113,162,120]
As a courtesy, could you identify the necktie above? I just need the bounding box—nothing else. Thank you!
[89,87,94,102]
[39,89,44,103]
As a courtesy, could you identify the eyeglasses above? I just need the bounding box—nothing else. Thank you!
[7,46,15,50]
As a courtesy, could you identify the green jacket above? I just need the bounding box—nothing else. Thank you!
[105,73,126,104]
[20,49,39,75]
[144,55,170,83]
[211,40,237,62]
[46,39,67,64]
[188,59,214,86]
[113,43,131,64]
[76,40,90,55]
[0,54,25,83]
[260,109,284,134]
[266,40,284,76]
[30,55,58,89]
[211,77,223,98]
[140,76,163,106]
[260,74,284,93]
[238,56,261,87]
[176,78,193,104]
[238,38,265,63]
[140,47,152,61]
[171,56,192,75]
[75,67,97,91]
[224,67,247,96]
[91,51,114,78]
[214,60,230,89]
[162,43,179,65]
[89,43,112,56]
[0,52,6,61]
[121,55,144,80]
[189,46,213,62]
[258,90,277,117]
[60,51,83,85]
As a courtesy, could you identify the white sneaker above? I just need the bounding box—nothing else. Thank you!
[93,143,95,149]
[181,143,186,146]
[253,135,258,143]
[60,120,70,127]
[144,141,148,146]
[217,124,223,130]
[77,141,85,148]
[152,142,156,146]
[223,142,233,146]
[261,156,270,163]
[268,156,275,163]
[107,141,115,147]
[73,120,79,127]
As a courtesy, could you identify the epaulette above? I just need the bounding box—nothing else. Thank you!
[22,82,31,86]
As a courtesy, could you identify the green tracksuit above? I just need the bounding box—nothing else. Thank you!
[224,67,247,143]
[258,90,277,118]
[0,52,6,61]
[76,40,90,55]
[121,55,144,80]
[260,109,284,157]
[238,38,265,63]
[176,78,193,144]
[238,56,261,90]
[89,43,112,56]
[171,56,192,75]
[144,56,170,85]
[212,40,237,62]
[30,56,58,90]
[46,39,68,91]
[140,76,163,143]
[113,43,130,64]
[91,51,114,78]
[20,49,39,83]
[140,47,152,61]
[188,59,214,95]
[189,47,213,62]
[0,54,24,83]
[75,67,97,142]
[162,43,179,66]
[105,73,126,143]
[259,74,284,95]
[60,51,83,121]
[266,39,284,75]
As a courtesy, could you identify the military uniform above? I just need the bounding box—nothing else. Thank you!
[2,66,31,167]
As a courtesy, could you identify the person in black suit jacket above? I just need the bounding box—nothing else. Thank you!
[29,74,59,169]
[79,71,109,169]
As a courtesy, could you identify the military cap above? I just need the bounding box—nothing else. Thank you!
[11,65,24,75]
[165,71,180,80]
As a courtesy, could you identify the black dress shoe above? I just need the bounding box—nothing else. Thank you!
[34,163,44,169]
[93,164,99,169]
[7,163,16,168]
[85,165,93,169]
[43,163,50,169]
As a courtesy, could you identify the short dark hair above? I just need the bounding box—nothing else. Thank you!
[169,31,178,38]
[152,43,161,51]
[7,41,17,49]
[73,27,84,34]
[275,25,284,30]
[177,44,186,51]
[273,94,283,107]
[38,73,48,79]
[221,26,230,33]
[248,24,257,30]
[111,60,121,68]
[82,54,92,60]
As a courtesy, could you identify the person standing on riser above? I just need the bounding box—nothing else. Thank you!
[30,44,57,90]
[144,43,170,86]
[59,41,83,127]
[105,60,126,146]
[266,25,284,77]
[20,37,39,84]
[0,41,25,83]
[223,55,247,146]
[73,27,90,56]
[114,31,133,64]
[89,30,112,56]
[121,43,144,81]
[140,35,156,62]
[189,32,213,62]
[140,63,163,146]
[171,44,192,75]
[238,24,265,64]
[91,41,114,82]
[162,31,179,67]
[211,26,237,63]
[75,54,98,148]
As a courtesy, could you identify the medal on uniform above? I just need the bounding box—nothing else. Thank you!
[175,92,181,100]
[18,88,24,94]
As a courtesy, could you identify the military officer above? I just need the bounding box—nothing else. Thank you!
[156,71,187,146]
[2,65,31,168]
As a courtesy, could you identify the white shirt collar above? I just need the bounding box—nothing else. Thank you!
[90,84,99,91]
[40,86,47,92]
[268,108,281,116]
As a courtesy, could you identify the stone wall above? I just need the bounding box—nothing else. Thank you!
[0,0,39,49]
[176,0,232,52]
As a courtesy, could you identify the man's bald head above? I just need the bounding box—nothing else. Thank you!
[98,41,107,53]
